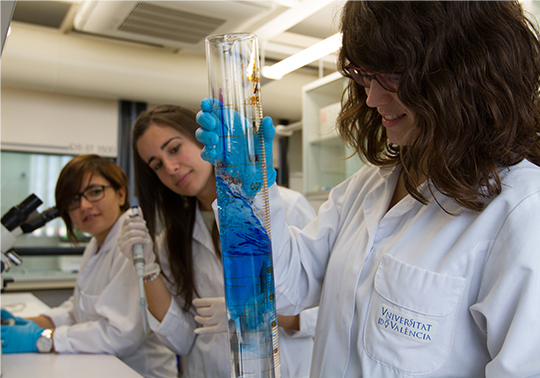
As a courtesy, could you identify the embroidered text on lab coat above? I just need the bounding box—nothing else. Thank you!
[376,304,439,343]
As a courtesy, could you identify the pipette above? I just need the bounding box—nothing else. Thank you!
[130,207,147,333]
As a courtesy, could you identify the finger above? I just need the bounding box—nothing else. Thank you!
[195,128,219,146]
[126,235,149,245]
[201,147,218,163]
[1,309,15,320]
[195,307,215,317]
[14,317,29,326]
[121,224,149,238]
[120,229,150,242]
[194,315,217,326]
[196,110,218,132]
[200,97,219,112]
[262,116,276,141]
[193,297,222,307]
[194,324,220,335]
[123,216,147,228]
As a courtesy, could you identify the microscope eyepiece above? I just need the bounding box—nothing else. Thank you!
[1,194,43,231]
[21,207,60,234]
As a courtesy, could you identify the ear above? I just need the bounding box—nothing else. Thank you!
[116,186,127,207]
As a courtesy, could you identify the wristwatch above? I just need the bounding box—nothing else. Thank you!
[36,329,54,353]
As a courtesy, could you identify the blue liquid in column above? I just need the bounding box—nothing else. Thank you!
[216,171,278,376]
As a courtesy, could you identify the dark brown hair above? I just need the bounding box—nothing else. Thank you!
[132,105,217,311]
[55,154,130,241]
[338,1,540,211]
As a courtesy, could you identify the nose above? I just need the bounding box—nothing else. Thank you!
[365,80,392,108]
[163,157,179,174]
[79,196,93,210]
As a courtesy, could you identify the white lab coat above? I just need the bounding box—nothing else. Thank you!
[149,186,318,378]
[269,159,540,378]
[42,211,177,378]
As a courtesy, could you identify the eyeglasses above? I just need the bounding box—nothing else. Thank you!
[345,65,401,93]
[68,185,111,211]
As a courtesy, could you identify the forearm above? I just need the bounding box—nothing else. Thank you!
[277,314,300,331]
[145,275,173,322]
[27,315,55,329]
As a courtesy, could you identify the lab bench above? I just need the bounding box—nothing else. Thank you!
[0,292,143,378]
[2,254,80,291]
[2,238,85,307]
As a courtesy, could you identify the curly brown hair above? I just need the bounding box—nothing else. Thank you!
[338,1,540,211]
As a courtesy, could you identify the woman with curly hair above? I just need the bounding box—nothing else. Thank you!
[196,1,540,376]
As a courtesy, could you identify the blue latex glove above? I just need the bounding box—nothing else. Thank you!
[1,316,42,353]
[195,97,276,197]
[1,308,26,325]
[1,308,16,320]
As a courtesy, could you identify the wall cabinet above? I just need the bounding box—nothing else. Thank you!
[302,71,364,207]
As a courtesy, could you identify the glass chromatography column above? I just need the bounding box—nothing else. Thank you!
[205,33,281,378]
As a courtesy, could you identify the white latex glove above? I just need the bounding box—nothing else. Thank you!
[118,207,160,277]
[193,297,228,335]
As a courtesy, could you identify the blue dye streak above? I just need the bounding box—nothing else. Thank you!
[216,173,275,333]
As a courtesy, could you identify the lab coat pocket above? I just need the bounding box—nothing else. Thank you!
[77,290,101,322]
[364,254,466,374]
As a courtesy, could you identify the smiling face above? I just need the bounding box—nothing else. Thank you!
[68,172,125,246]
[136,124,216,210]
[364,79,416,146]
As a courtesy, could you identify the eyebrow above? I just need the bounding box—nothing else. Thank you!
[83,184,102,191]
[147,137,181,165]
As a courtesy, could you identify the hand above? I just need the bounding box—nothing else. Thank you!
[1,318,42,353]
[1,308,15,320]
[2,308,26,325]
[196,97,276,197]
[118,208,160,277]
[193,297,228,335]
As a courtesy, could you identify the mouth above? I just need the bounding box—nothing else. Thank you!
[83,214,99,223]
[380,113,406,128]
[176,171,191,187]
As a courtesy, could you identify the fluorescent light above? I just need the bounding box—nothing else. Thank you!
[253,0,335,42]
[262,33,342,80]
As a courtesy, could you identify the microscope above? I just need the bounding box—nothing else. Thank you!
[1,194,60,276]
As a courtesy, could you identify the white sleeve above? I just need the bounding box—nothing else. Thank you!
[470,191,540,377]
[277,186,319,336]
[147,296,198,355]
[52,251,146,357]
[281,307,319,339]
[41,296,76,327]
[269,180,348,315]
[277,186,317,229]
[148,232,198,356]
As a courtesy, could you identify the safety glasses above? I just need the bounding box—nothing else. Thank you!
[68,185,112,211]
[345,65,401,93]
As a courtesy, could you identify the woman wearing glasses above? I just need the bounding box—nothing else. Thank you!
[196,1,540,377]
[0,154,177,378]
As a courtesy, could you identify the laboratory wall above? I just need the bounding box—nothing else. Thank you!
[1,86,118,156]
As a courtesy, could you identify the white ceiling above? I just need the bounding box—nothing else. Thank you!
[1,0,345,122]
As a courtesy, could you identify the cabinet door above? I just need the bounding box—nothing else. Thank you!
[302,72,364,199]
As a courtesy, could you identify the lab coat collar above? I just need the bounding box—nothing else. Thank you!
[376,164,398,180]
[374,164,463,216]
[192,201,217,254]
[78,210,130,274]
[86,210,130,257]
